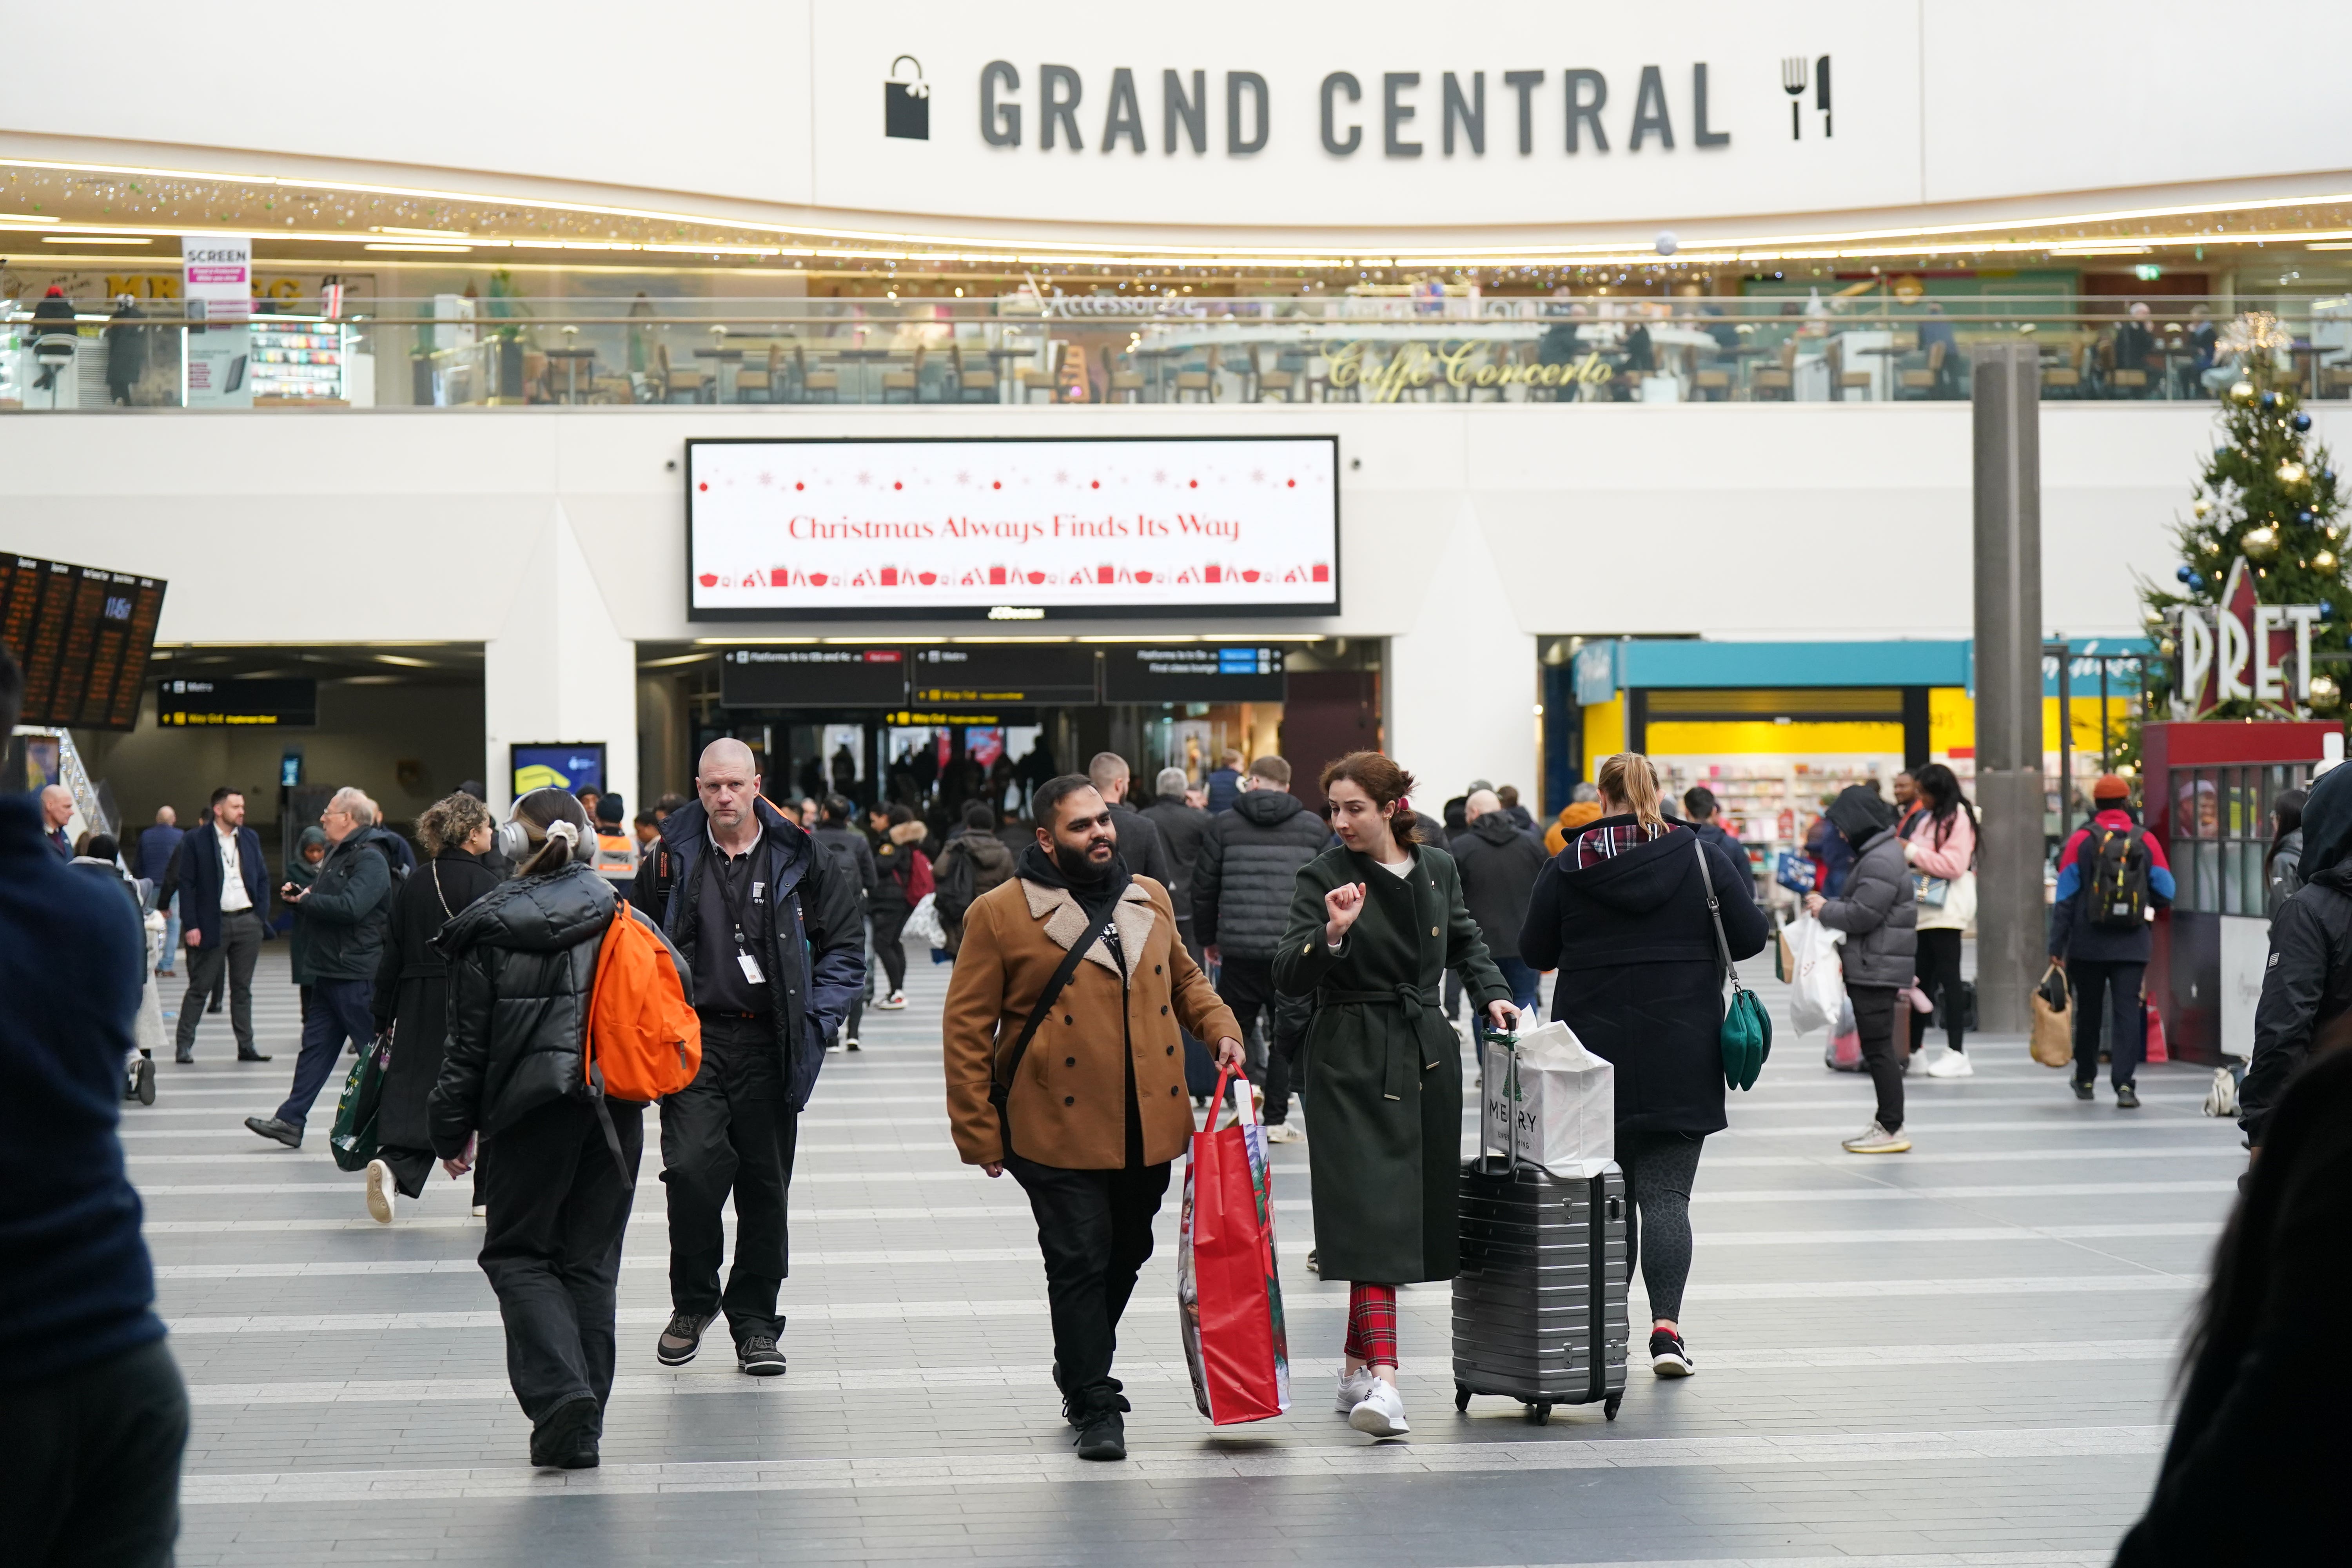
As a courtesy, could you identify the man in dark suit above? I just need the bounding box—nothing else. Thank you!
[1085,753,1169,886]
[174,786,271,1064]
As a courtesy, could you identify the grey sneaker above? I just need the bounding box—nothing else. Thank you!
[657,1309,717,1367]
[1842,1120,1912,1154]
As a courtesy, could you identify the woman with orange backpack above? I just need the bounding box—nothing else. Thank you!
[429,787,685,1470]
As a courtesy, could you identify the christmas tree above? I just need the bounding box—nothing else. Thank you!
[2141,312,2348,726]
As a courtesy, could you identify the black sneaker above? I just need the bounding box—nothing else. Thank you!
[2072,1080,2095,1102]
[656,1309,715,1367]
[1650,1327,1695,1378]
[238,1049,272,1063]
[737,1331,787,1377]
[243,1115,302,1149]
[1053,1363,1076,1427]
[2116,1084,2141,1109]
[529,1394,601,1469]
[1073,1406,1126,1461]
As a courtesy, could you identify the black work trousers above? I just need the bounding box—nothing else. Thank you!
[2069,959,2147,1090]
[0,1337,188,1568]
[661,1014,799,1340]
[1005,1141,1171,1420]
[1849,983,1905,1133]
[869,903,910,992]
[176,906,261,1055]
[1215,954,1294,1123]
[479,1094,642,1429]
[1909,927,1967,1055]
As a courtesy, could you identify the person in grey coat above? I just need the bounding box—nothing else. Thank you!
[1138,768,1210,955]
[1805,785,1916,1154]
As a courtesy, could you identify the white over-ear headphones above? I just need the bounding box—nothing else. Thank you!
[494,815,591,867]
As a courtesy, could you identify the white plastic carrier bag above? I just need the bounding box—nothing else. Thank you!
[1784,915,1846,1036]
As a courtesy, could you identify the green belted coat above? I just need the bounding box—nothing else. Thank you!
[1273,843,1510,1283]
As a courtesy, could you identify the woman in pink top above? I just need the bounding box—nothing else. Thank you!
[1902,763,1979,1076]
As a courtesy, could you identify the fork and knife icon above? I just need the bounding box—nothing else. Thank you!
[1781,54,1831,139]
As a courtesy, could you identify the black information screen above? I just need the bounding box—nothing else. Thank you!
[155,678,320,728]
[1101,645,1287,704]
[0,555,169,731]
[910,644,1098,704]
[720,647,909,708]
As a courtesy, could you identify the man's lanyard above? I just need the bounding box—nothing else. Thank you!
[710,831,761,957]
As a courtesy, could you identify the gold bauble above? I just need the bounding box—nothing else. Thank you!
[2192,497,2212,519]
[2244,525,2281,561]
[2319,550,2340,570]
[2160,637,2178,656]
[2311,675,2343,713]
[2280,461,2309,487]
[2229,380,2257,403]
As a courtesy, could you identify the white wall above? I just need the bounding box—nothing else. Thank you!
[8,397,2306,799]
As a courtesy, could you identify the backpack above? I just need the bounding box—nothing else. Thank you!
[2087,827,2153,931]
[586,900,702,1103]
[813,832,866,912]
[933,841,978,926]
[906,848,934,904]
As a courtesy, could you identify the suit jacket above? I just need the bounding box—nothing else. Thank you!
[179,823,268,950]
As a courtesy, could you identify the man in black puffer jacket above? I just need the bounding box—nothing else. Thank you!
[2242,760,2352,1154]
[1192,755,1328,1136]
[1452,789,1547,1019]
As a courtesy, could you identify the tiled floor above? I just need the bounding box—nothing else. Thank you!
[144,942,2228,1565]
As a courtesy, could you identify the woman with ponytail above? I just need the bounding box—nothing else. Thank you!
[1274,751,1519,1438]
[429,787,658,1470]
[1518,752,1768,1381]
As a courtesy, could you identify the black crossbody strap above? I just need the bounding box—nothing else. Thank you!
[989,897,1113,1111]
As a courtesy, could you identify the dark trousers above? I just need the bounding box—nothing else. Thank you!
[479,1095,642,1428]
[1494,957,1543,1014]
[276,976,374,1127]
[1910,927,1967,1054]
[1849,983,1904,1133]
[0,1336,188,1568]
[661,1016,799,1340]
[870,904,910,992]
[1216,954,1294,1123]
[2070,959,2147,1089]
[1005,1147,1172,1418]
[176,907,261,1054]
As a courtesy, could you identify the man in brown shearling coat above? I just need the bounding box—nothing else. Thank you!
[944,775,1243,1462]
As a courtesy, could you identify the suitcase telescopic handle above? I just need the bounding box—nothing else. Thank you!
[1478,1028,1520,1176]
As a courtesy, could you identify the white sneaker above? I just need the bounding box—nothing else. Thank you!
[364,1159,396,1224]
[1263,1122,1305,1144]
[471,1203,487,1219]
[845,1036,862,1052]
[826,1039,845,1053]
[875,991,908,1011]
[1842,1120,1913,1154]
[1925,1050,1975,1079]
[1347,1378,1411,1437]
[1334,1366,1378,1414]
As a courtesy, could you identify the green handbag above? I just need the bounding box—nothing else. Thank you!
[328,1032,393,1172]
[1695,839,1772,1092]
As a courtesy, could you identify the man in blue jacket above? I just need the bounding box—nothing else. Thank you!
[2050,774,2176,1109]
[635,739,867,1377]
[136,806,185,976]
[0,647,189,1564]
[174,784,272,1064]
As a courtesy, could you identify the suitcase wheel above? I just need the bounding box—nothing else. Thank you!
[1604,1392,1622,1421]
[1454,1383,1471,1413]
[1528,1402,1552,1425]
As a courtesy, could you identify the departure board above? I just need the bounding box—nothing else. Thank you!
[0,555,169,731]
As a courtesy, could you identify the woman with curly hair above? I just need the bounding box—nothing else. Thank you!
[363,791,503,1223]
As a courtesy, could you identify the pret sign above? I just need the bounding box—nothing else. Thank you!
[2170,557,2325,718]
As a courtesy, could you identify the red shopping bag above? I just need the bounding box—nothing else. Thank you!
[2144,1000,2169,1064]
[1177,1065,1290,1425]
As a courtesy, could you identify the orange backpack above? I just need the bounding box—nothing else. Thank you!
[585,900,702,1103]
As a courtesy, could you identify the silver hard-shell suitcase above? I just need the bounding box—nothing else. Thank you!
[1452,1045,1630,1425]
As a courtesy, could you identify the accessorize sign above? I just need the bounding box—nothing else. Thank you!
[686,436,1339,621]
[2171,556,2324,718]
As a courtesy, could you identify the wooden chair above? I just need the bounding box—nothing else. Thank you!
[952,341,997,402]
[1172,358,1213,402]
[1102,347,1144,403]
[793,343,838,403]
[1219,348,1258,403]
[2323,366,2352,399]
[735,345,780,402]
[1016,341,1061,403]
[590,374,632,404]
[881,344,924,403]
[1694,367,1731,401]
[522,350,550,403]
[2110,367,2149,394]
[1252,344,1297,403]
[2042,364,2082,397]
[655,343,705,403]
[1897,340,1945,400]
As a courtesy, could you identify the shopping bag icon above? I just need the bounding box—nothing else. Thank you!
[885,56,929,140]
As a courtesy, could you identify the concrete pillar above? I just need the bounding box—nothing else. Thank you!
[1971,345,2045,1033]
[483,504,638,822]
[1385,503,1538,802]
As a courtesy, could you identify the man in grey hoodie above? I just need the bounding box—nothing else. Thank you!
[1806,785,1917,1154]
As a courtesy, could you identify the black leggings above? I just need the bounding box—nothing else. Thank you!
[869,904,909,993]
[1617,1129,1705,1323]
[1910,927,1967,1054]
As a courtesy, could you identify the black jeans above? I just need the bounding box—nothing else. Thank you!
[479,1094,642,1428]
[1849,983,1904,1132]
[2069,959,2147,1089]
[870,903,910,992]
[276,975,375,1127]
[1215,955,1294,1123]
[661,1014,799,1340]
[1005,1145,1172,1419]
[177,906,261,1055]
[0,1336,188,1568]
[1910,927,1967,1054]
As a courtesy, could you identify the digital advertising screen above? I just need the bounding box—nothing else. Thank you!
[0,554,168,732]
[685,436,1339,621]
[511,742,606,799]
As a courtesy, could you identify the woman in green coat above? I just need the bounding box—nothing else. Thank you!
[1274,751,1519,1438]
[282,826,329,1013]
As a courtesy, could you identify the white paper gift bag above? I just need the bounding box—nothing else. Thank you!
[1481,1020,1615,1177]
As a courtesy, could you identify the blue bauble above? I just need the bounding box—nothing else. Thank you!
[2324,601,2337,621]
[2261,390,2279,408]
[2294,412,2314,432]
[2177,564,2197,584]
